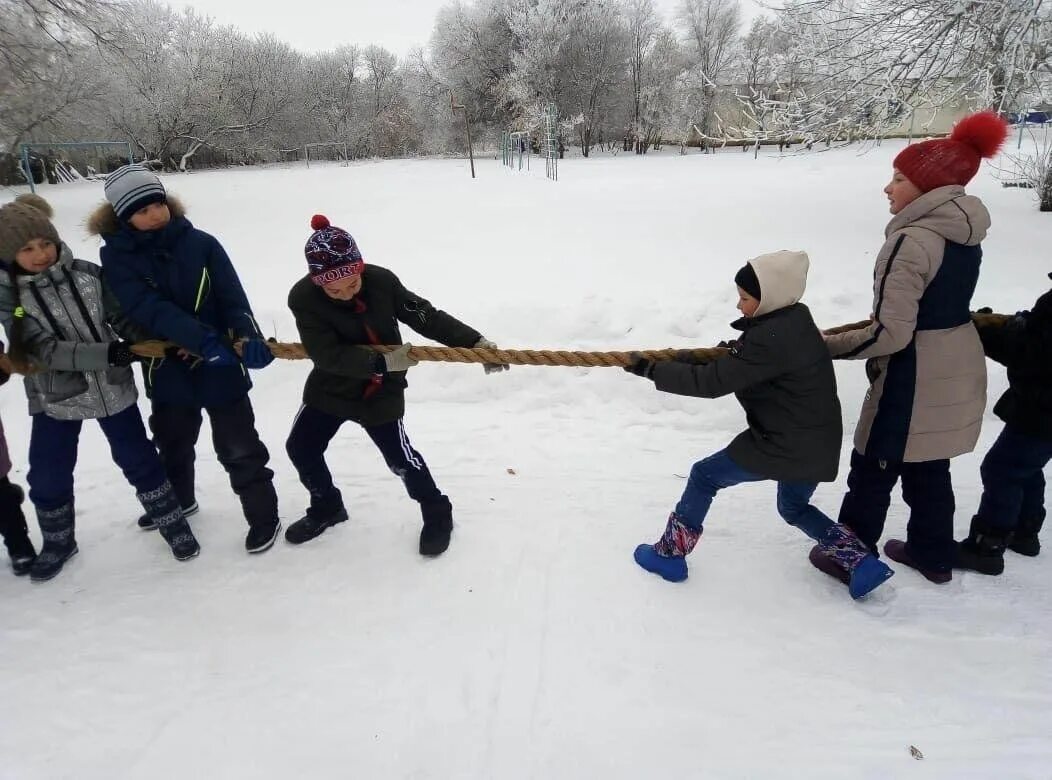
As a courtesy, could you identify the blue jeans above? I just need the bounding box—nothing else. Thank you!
[675,449,835,541]
[977,425,1052,531]
[28,405,166,512]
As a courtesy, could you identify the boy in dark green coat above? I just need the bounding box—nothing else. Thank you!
[285,215,506,556]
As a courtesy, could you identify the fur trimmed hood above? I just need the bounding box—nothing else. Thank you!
[87,194,186,237]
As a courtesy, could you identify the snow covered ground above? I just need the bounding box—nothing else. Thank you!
[1,141,1050,779]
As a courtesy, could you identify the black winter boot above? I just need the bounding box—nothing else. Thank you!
[30,502,78,582]
[138,481,200,561]
[285,507,348,545]
[0,478,36,576]
[954,516,1008,576]
[1009,516,1043,557]
[419,497,453,557]
[245,518,281,554]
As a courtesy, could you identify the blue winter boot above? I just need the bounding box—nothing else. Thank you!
[815,523,894,599]
[634,513,701,583]
[30,502,78,583]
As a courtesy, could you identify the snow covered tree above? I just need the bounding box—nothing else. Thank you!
[624,0,662,151]
[300,46,364,148]
[676,0,741,138]
[429,0,517,125]
[101,1,300,170]
[0,0,116,154]
[768,0,1052,142]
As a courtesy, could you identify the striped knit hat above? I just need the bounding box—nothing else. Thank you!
[104,164,167,221]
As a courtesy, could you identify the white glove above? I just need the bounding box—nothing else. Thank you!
[475,337,509,374]
[383,343,419,372]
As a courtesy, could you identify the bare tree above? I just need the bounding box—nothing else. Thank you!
[677,0,742,138]
[302,46,363,145]
[624,0,662,151]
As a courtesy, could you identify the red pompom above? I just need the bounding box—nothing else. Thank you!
[311,214,330,230]
[950,111,1009,159]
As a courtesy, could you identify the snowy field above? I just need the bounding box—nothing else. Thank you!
[1,141,1050,779]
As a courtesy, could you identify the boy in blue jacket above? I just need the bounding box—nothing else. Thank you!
[90,165,281,553]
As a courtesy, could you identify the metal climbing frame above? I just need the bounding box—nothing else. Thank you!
[19,141,134,194]
[543,104,559,181]
[502,131,530,171]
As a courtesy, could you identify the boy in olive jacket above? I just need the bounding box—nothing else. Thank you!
[285,215,507,556]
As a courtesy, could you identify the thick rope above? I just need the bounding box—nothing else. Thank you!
[0,311,1013,377]
[128,340,729,367]
[824,312,1011,335]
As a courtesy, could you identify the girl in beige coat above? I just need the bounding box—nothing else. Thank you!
[812,111,1008,585]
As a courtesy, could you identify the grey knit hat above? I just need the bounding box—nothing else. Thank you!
[104,164,166,220]
[0,194,61,264]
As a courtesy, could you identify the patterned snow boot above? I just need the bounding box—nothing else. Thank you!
[137,500,198,531]
[634,513,701,583]
[30,502,78,582]
[810,523,894,599]
[0,478,36,576]
[138,481,200,561]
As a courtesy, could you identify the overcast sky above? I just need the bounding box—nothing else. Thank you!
[170,0,764,57]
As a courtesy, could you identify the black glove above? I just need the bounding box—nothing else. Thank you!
[107,341,139,367]
[624,352,655,379]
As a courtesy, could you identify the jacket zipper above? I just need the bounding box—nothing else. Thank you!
[52,280,111,418]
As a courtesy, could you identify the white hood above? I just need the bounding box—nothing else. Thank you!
[749,250,810,317]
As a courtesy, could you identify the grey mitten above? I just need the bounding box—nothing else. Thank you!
[383,343,419,372]
[475,337,510,374]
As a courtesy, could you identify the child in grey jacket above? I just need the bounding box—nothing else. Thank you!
[0,194,199,581]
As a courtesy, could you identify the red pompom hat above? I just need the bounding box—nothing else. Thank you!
[893,111,1009,193]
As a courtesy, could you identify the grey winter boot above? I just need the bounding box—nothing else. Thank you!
[30,502,78,582]
[138,481,200,561]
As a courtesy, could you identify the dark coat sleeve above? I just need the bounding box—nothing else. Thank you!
[102,276,152,343]
[391,274,481,348]
[977,315,1025,367]
[206,236,262,340]
[101,247,212,353]
[289,289,377,379]
[652,333,785,398]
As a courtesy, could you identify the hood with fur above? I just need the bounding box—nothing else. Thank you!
[87,195,186,237]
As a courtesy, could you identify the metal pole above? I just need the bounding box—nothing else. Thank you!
[126,141,133,165]
[21,145,35,194]
[450,92,475,179]
[464,112,475,179]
